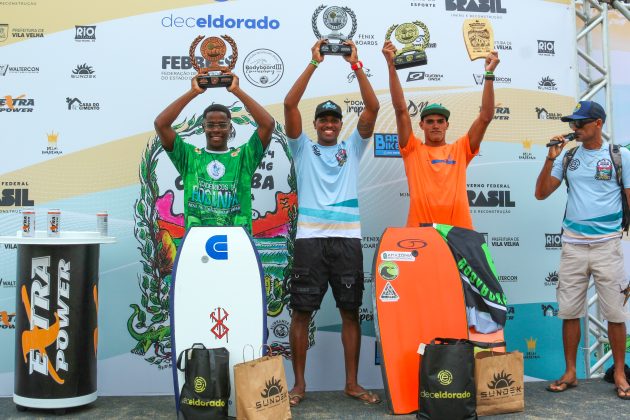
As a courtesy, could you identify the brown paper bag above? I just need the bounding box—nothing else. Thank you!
[234,351,291,420]
[475,350,524,416]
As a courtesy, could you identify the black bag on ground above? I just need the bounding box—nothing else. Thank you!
[417,338,477,420]
[604,363,630,383]
[176,343,230,420]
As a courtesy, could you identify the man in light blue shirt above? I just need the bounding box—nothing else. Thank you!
[535,100,630,398]
[283,39,380,407]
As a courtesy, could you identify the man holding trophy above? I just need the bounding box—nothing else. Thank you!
[154,36,274,232]
[382,39,500,229]
[284,38,380,407]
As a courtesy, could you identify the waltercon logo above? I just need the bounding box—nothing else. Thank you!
[0,64,39,76]
[243,49,284,88]
[445,0,507,13]
[205,235,228,260]
[374,133,400,158]
[71,63,95,79]
[0,277,17,288]
[538,40,555,56]
[75,25,95,42]
[161,14,280,29]
[545,233,561,249]
[0,94,35,112]
[473,73,511,85]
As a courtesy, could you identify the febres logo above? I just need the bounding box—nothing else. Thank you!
[161,14,280,29]
[206,235,228,260]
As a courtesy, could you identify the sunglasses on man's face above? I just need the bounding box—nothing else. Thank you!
[568,118,596,130]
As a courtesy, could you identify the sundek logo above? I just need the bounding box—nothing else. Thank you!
[161,14,280,29]
[205,235,228,260]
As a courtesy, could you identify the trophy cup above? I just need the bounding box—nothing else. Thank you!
[385,21,430,69]
[189,35,238,88]
[312,5,357,55]
[463,18,493,61]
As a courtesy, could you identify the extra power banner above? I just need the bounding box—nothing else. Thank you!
[1,0,629,396]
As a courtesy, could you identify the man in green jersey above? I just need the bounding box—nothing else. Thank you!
[154,74,274,232]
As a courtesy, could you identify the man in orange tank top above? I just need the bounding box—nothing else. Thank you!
[382,42,500,229]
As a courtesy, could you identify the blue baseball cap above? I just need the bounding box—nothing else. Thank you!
[560,100,606,123]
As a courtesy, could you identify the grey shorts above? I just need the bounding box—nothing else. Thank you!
[288,238,364,312]
[557,239,629,322]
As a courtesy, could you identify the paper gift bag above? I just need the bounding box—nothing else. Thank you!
[234,351,291,420]
[475,350,524,416]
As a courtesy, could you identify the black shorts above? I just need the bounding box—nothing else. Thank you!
[288,237,364,312]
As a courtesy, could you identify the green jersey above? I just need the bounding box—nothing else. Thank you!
[166,132,264,232]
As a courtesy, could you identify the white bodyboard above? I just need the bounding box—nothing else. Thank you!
[170,226,267,417]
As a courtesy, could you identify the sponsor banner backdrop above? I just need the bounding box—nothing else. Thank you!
[1,0,627,397]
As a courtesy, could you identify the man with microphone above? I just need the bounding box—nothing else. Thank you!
[535,100,630,399]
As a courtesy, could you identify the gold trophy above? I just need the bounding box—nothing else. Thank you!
[312,5,358,55]
[385,21,430,69]
[463,18,493,61]
[189,35,238,88]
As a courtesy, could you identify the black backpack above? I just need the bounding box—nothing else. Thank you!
[561,144,630,234]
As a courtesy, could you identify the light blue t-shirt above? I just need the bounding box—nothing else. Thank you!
[551,141,630,240]
[288,129,370,239]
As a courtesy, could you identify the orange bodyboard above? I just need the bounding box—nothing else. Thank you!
[373,227,469,414]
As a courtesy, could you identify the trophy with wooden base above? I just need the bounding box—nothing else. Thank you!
[189,35,238,88]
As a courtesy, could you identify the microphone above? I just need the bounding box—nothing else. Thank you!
[546,133,576,147]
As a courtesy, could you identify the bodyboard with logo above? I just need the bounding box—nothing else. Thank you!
[373,227,469,414]
[170,226,267,417]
